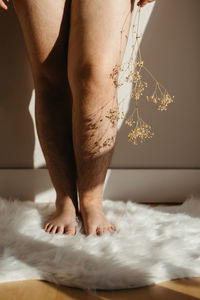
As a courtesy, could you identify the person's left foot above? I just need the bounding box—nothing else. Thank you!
[80,198,116,236]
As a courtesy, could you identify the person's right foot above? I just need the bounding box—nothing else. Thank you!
[44,196,77,235]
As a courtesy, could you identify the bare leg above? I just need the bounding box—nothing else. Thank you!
[13,0,78,235]
[68,0,134,235]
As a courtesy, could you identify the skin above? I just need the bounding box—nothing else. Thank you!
[1,0,155,236]
[0,0,156,10]
[137,0,156,7]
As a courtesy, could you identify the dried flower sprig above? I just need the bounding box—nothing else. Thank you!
[107,5,174,145]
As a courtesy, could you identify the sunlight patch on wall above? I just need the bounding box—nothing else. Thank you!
[117,2,155,129]
[28,89,46,168]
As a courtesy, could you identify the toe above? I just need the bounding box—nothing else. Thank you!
[111,224,116,231]
[64,225,76,236]
[57,226,64,234]
[108,224,116,233]
[50,225,57,234]
[46,224,54,233]
[44,223,49,231]
[96,226,103,236]
[87,225,97,236]
[109,226,114,233]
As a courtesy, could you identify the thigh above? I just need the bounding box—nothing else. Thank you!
[68,0,135,76]
[13,0,71,85]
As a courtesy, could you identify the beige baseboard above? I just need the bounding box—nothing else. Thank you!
[0,169,199,203]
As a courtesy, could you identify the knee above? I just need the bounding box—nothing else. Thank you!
[68,60,115,93]
[34,65,68,95]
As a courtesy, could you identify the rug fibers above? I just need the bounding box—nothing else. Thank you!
[0,196,200,290]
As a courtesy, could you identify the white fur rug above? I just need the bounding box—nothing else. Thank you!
[0,196,200,290]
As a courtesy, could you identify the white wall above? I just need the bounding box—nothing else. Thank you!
[0,0,199,202]
[113,0,200,169]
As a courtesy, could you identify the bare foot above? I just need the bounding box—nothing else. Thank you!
[80,199,116,236]
[44,196,77,235]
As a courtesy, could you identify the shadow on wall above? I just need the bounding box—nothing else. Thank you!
[0,4,34,168]
[0,4,53,201]
[110,0,200,169]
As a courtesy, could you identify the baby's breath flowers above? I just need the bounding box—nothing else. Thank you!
[107,6,174,145]
[146,86,174,111]
[105,104,121,123]
[128,122,154,145]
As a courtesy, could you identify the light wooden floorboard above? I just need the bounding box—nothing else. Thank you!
[0,278,200,300]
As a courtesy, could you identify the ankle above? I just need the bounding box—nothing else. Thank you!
[80,196,103,210]
[56,194,75,208]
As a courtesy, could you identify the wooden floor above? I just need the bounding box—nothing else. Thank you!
[0,278,200,300]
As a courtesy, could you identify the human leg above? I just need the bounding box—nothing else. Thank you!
[68,0,135,235]
[13,0,78,235]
